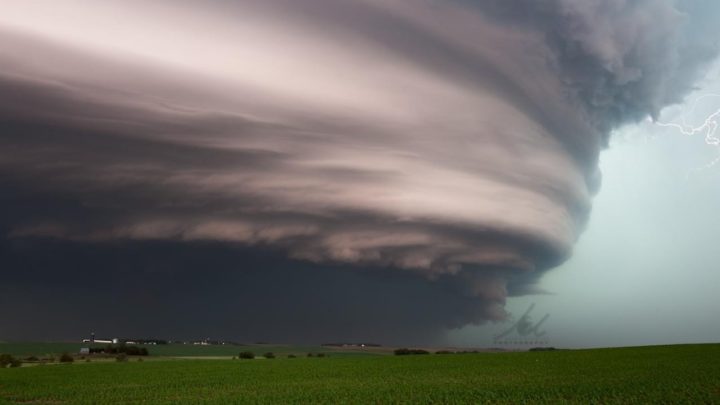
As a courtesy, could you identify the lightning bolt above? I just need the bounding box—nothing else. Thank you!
[655,93,720,171]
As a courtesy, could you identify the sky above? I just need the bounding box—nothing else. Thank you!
[1,0,719,346]
[451,69,720,347]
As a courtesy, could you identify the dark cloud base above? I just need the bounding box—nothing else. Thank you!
[0,237,508,345]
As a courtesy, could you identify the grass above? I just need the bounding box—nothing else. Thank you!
[0,344,718,404]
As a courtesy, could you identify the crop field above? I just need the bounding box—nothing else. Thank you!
[1,344,719,404]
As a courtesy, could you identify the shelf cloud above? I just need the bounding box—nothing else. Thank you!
[1,0,718,343]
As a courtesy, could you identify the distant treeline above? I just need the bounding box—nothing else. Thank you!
[132,339,168,345]
[90,345,149,356]
[395,349,502,355]
[321,343,382,347]
[0,354,21,368]
[393,348,430,355]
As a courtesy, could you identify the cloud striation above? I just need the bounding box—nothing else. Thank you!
[0,0,718,343]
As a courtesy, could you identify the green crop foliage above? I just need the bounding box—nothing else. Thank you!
[0,344,718,404]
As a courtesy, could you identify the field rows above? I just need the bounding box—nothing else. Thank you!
[1,344,719,404]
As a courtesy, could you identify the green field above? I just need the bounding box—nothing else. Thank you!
[1,344,719,404]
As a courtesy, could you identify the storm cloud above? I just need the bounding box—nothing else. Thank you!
[1,0,718,343]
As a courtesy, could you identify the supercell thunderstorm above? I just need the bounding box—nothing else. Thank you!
[0,0,718,342]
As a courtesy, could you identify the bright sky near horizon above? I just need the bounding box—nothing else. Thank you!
[453,63,720,348]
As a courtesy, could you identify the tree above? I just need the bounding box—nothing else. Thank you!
[394,348,429,356]
[0,354,21,368]
[59,353,74,363]
[239,351,255,359]
[263,352,275,359]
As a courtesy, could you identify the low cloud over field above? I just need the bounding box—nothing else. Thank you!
[1,0,718,343]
